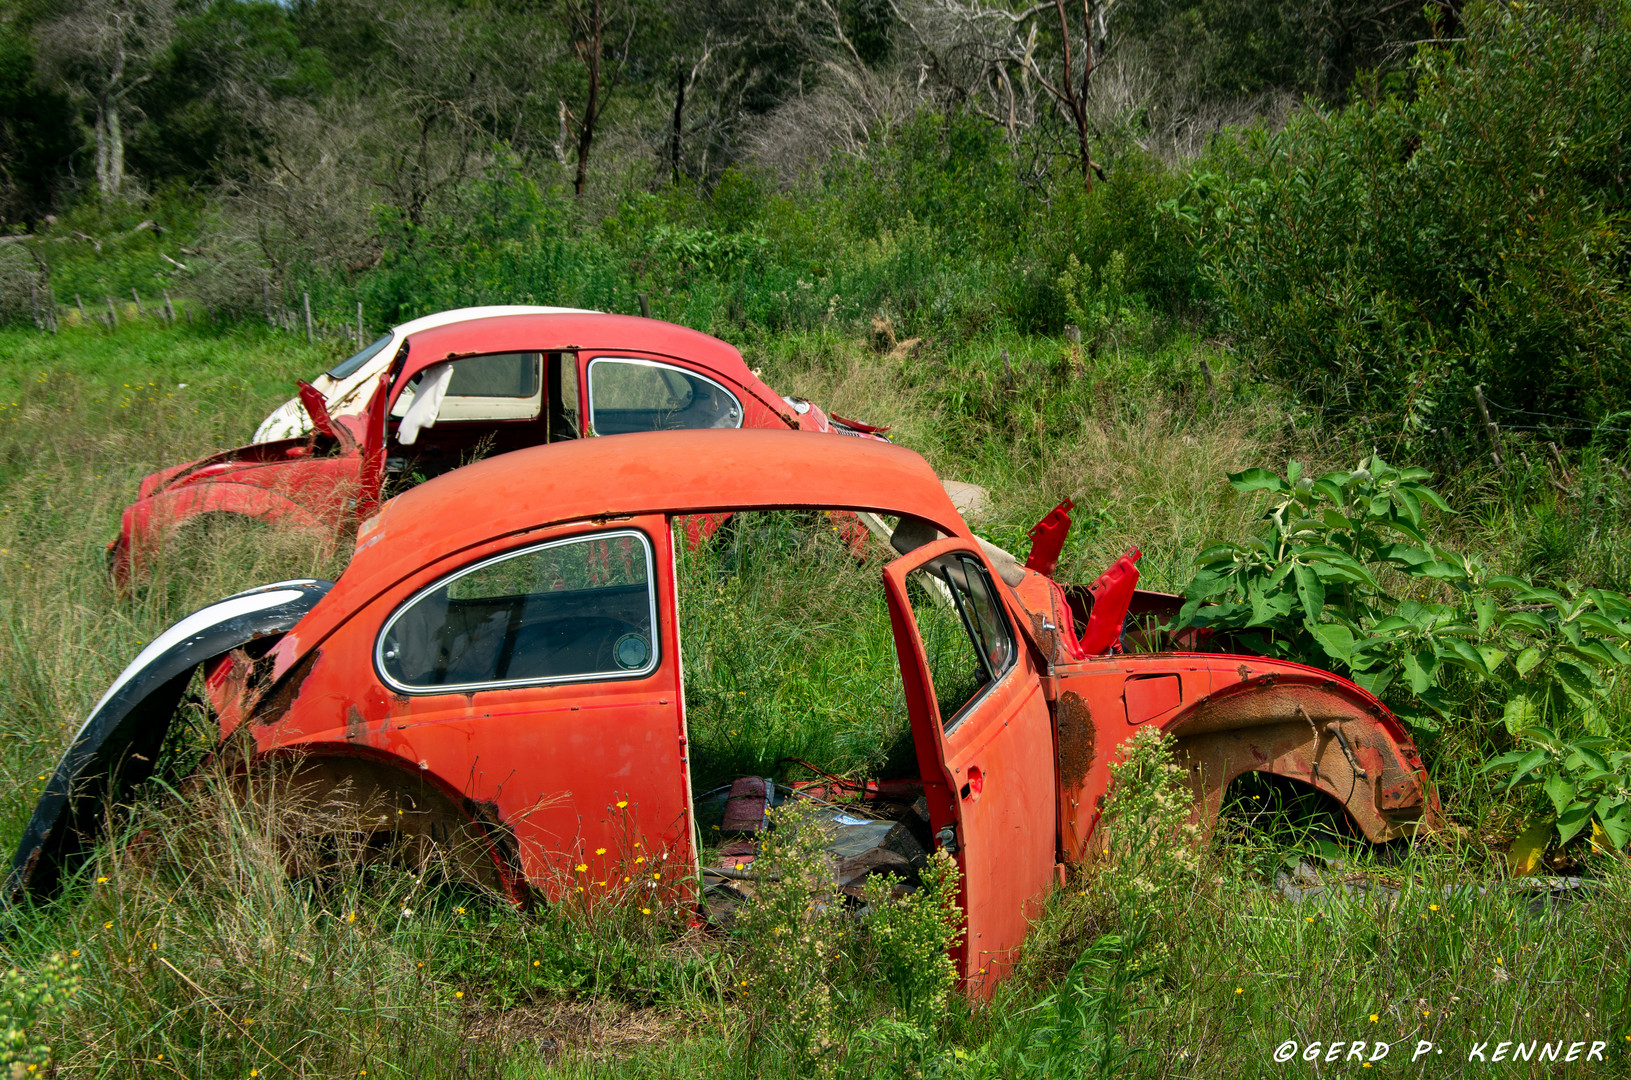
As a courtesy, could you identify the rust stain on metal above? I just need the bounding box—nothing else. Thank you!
[250,649,321,728]
[1055,691,1095,793]
[345,705,367,743]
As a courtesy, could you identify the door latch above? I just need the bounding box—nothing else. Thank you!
[935,824,959,854]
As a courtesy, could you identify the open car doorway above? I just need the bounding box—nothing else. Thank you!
[672,511,1058,990]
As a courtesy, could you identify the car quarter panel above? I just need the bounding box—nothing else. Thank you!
[1048,653,1441,859]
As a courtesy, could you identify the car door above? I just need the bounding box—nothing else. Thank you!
[305,515,695,897]
[883,536,1058,995]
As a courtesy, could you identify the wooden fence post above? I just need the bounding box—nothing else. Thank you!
[1473,384,1504,471]
[357,301,364,347]
[105,295,118,329]
[162,290,175,324]
[303,291,314,343]
[131,289,145,318]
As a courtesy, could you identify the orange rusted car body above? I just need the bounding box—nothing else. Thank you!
[109,313,880,580]
[16,431,1439,996]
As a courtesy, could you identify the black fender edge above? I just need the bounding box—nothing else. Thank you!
[6,578,333,902]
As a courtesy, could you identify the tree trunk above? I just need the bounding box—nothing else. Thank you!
[572,0,602,198]
[668,67,685,184]
[105,98,124,196]
[94,97,112,196]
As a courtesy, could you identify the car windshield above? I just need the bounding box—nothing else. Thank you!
[326,334,392,380]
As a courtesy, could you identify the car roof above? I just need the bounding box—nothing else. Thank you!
[390,305,599,337]
[284,430,967,658]
[399,312,759,388]
[396,312,792,419]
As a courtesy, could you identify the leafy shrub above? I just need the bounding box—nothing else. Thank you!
[1486,728,1631,861]
[859,851,962,1027]
[1181,0,1631,452]
[731,801,850,1066]
[1174,456,1631,739]
[0,954,78,1077]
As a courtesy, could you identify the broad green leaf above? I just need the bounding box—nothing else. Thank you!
[1597,800,1631,851]
[1501,694,1540,736]
[1350,668,1396,697]
[1367,615,1412,635]
[1502,744,1548,787]
[1506,819,1552,877]
[1312,478,1346,505]
[1286,460,1303,486]
[1566,641,1619,668]
[1576,612,1625,638]
[1374,542,1434,567]
[1195,544,1239,564]
[1393,485,1423,527]
[1403,647,1437,694]
[1485,575,1533,592]
[1367,494,1392,519]
[1474,594,1496,635]
[1417,560,1468,580]
[1407,482,1453,513]
[1503,611,1551,636]
[1440,638,1488,673]
[1309,622,1355,662]
[1482,748,1533,771]
[1565,746,1611,774]
[1513,646,1543,677]
[1228,468,1287,493]
[1543,772,1576,817]
[1476,645,1508,672]
[1322,508,1354,533]
[1553,659,1605,699]
[1183,571,1227,601]
[1557,800,1595,844]
[1293,563,1325,623]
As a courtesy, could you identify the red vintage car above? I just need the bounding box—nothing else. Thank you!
[18,430,1441,995]
[110,312,886,580]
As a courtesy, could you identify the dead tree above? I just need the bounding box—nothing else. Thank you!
[890,0,1116,189]
[1033,0,1114,190]
[34,0,175,198]
[560,0,636,197]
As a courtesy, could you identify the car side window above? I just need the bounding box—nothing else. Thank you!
[377,529,658,693]
[390,353,544,423]
[905,553,1017,730]
[586,358,743,435]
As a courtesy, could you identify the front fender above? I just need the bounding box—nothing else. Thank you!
[6,579,333,901]
[112,477,344,585]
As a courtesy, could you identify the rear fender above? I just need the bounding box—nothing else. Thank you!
[6,579,333,900]
[1160,670,1442,844]
[1050,654,1441,859]
[240,743,527,901]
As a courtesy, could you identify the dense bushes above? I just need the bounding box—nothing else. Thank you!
[1186,0,1631,451]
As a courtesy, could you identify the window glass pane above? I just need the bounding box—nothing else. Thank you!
[379,531,657,691]
[446,352,541,398]
[959,555,1017,675]
[326,334,392,380]
[905,555,1016,730]
[588,359,743,435]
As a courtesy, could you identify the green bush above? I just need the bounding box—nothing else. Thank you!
[1181,0,1631,453]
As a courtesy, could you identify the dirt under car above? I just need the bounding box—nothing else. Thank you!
[16,430,1442,996]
